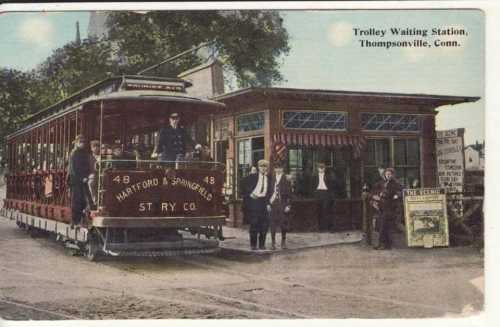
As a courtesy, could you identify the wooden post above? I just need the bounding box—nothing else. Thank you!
[361,184,372,245]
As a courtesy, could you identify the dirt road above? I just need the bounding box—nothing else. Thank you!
[0,216,483,320]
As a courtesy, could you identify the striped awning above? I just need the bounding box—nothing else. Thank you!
[272,132,367,158]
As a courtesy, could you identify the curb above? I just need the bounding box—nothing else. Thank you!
[218,235,363,256]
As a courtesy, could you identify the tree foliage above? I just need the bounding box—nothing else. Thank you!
[106,10,290,87]
[34,37,115,109]
[0,10,290,161]
[0,69,39,159]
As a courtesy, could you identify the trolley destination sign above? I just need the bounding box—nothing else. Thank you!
[123,78,186,92]
[103,168,224,217]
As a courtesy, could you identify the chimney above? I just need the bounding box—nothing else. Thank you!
[178,59,225,99]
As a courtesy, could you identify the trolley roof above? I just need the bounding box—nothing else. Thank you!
[7,75,225,140]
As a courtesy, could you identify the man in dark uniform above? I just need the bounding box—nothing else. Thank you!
[157,112,197,162]
[241,160,273,250]
[268,163,292,250]
[369,168,403,250]
[311,162,338,232]
[87,140,100,209]
[67,135,91,228]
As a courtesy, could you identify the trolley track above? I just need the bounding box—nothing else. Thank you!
[0,265,288,319]
[0,217,480,319]
[102,253,456,318]
[0,219,305,318]
[172,255,460,315]
[0,298,79,320]
[114,264,310,318]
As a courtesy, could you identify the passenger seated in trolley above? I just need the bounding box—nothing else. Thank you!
[109,144,136,170]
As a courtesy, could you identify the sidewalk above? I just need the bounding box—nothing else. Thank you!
[219,226,363,255]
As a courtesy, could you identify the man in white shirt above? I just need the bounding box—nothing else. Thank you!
[241,160,273,250]
[311,162,337,232]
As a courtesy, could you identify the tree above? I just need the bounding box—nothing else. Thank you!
[1,39,114,160]
[0,10,290,160]
[106,10,290,87]
[0,68,40,159]
[34,37,115,109]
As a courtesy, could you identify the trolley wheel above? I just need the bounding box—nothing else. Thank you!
[28,226,40,238]
[84,231,102,261]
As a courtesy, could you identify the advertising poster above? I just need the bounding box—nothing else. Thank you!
[436,128,465,217]
[404,188,449,248]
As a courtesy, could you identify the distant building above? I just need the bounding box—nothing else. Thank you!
[464,141,485,170]
[178,60,225,99]
[87,11,109,39]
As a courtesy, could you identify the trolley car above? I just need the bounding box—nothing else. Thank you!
[0,75,227,260]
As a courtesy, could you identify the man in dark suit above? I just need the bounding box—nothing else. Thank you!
[268,163,292,250]
[157,112,198,162]
[67,135,91,228]
[241,160,273,250]
[240,166,257,225]
[370,168,403,250]
[311,162,338,232]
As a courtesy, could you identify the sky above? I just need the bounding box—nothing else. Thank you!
[0,9,484,144]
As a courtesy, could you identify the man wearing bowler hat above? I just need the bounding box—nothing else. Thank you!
[241,159,273,250]
[157,112,198,162]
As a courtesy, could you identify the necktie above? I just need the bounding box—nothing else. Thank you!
[260,174,265,193]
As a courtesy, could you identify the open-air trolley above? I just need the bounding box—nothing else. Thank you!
[1,75,227,260]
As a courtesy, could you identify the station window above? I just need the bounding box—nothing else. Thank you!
[283,111,347,130]
[361,113,421,132]
[237,136,264,195]
[363,138,420,189]
[214,118,231,141]
[364,139,391,188]
[236,112,264,134]
[287,146,351,199]
[394,138,420,188]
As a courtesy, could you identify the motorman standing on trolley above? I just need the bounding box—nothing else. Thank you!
[67,134,91,229]
[155,112,199,162]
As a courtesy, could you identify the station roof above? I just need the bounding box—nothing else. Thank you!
[213,87,480,108]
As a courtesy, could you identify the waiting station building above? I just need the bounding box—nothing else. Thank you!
[180,61,479,231]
